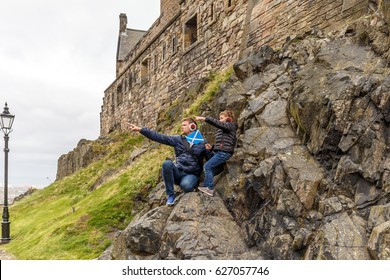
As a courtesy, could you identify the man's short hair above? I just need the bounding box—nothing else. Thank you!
[182,117,197,126]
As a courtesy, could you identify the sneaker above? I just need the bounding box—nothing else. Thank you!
[166,195,175,206]
[198,187,214,197]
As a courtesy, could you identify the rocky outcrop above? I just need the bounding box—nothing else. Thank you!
[107,184,263,260]
[12,187,37,203]
[56,135,119,181]
[56,139,95,180]
[102,14,390,260]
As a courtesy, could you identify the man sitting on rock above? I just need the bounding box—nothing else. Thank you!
[129,118,212,206]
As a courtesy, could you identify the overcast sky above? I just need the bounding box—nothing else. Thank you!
[0,0,160,188]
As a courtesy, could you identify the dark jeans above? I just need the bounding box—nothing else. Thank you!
[203,151,232,190]
[162,160,199,196]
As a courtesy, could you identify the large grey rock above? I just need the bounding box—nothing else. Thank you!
[305,213,370,259]
[368,203,390,230]
[110,206,173,260]
[161,192,250,259]
[319,197,343,216]
[241,126,299,157]
[127,206,172,254]
[279,146,324,210]
[276,189,303,218]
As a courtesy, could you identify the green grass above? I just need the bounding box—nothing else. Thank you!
[173,67,234,133]
[185,67,233,116]
[3,133,172,259]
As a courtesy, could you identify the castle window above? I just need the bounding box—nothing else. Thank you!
[140,59,149,83]
[184,14,198,49]
[116,84,123,105]
[154,54,158,70]
[128,72,133,88]
[110,93,115,114]
[172,35,178,55]
[162,43,167,61]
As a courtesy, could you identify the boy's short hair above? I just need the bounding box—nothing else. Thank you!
[220,110,235,121]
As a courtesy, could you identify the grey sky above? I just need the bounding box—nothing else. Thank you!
[0,0,160,188]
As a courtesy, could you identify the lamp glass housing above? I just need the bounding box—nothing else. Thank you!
[0,105,15,134]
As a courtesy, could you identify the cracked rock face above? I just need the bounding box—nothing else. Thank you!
[105,20,390,260]
[225,23,389,259]
[161,193,249,259]
[110,191,259,260]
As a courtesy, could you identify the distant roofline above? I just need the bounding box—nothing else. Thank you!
[126,28,148,33]
[105,11,181,93]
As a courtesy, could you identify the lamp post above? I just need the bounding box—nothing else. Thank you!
[0,102,15,243]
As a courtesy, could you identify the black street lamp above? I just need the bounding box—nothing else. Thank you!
[0,102,15,243]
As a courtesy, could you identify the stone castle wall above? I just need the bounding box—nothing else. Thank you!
[100,0,371,135]
[244,0,369,55]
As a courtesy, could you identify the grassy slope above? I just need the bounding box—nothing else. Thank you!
[4,134,171,259]
[3,68,232,259]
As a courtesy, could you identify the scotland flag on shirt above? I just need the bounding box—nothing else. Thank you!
[185,130,204,147]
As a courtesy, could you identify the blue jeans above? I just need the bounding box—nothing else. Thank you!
[203,151,232,190]
[162,160,199,196]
